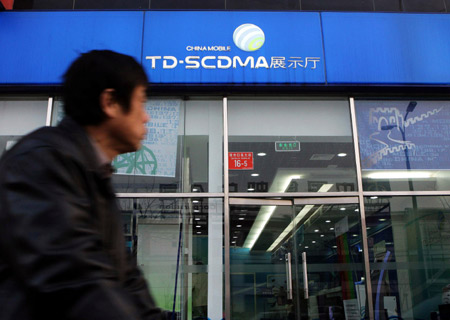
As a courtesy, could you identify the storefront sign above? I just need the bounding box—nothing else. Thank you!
[143,11,325,84]
[229,152,254,170]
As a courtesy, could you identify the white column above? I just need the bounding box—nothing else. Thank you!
[208,103,223,320]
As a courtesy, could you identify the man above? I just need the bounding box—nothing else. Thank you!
[0,50,173,320]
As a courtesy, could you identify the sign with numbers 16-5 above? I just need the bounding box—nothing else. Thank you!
[229,152,254,170]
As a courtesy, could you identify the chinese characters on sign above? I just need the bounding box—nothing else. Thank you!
[229,152,254,170]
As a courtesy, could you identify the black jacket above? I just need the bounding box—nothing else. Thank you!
[0,118,170,320]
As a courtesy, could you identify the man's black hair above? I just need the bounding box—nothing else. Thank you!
[63,50,148,126]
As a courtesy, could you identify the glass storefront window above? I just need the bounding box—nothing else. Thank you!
[228,99,357,193]
[117,197,224,320]
[52,98,223,193]
[355,100,450,192]
[0,97,48,158]
[364,196,450,320]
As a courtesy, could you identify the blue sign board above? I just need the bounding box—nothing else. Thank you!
[2,11,450,85]
[322,12,450,84]
[0,11,144,84]
[142,11,325,84]
[356,100,450,170]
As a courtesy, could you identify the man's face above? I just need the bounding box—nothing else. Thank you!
[110,85,149,154]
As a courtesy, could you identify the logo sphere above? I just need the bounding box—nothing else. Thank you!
[233,24,265,52]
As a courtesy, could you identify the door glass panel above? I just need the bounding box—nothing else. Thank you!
[228,99,357,193]
[365,196,450,320]
[230,202,295,320]
[230,199,365,320]
[293,202,366,320]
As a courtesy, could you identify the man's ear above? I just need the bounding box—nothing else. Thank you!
[100,88,120,119]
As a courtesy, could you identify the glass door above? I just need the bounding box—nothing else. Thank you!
[229,197,366,320]
[293,198,366,320]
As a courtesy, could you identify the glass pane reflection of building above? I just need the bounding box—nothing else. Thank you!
[118,197,223,320]
[365,196,450,320]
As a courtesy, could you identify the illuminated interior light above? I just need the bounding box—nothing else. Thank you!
[237,225,242,228]
[266,184,333,252]
[247,188,255,191]
[196,225,201,228]
[197,232,201,234]
[195,218,201,221]
[337,153,347,157]
[192,200,199,203]
[330,227,334,231]
[370,196,378,199]
[379,218,386,222]
[367,171,432,179]
[340,208,346,211]
[320,234,324,237]
[355,209,359,212]
[192,188,199,192]
[312,241,316,244]
[314,229,319,232]
[325,220,331,223]
[239,217,245,220]
[305,246,309,249]
[257,153,266,156]
[251,173,259,177]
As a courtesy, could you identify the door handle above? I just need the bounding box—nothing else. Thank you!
[285,253,293,300]
[302,252,309,299]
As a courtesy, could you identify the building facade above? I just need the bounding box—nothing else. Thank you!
[1,4,450,320]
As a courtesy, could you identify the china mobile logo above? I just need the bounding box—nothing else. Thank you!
[233,24,265,52]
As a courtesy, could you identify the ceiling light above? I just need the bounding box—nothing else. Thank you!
[237,225,242,228]
[314,229,319,232]
[333,245,337,248]
[291,175,301,180]
[320,234,324,237]
[196,225,201,228]
[266,184,333,252]
[233,236,238,239]
[370,196,378,199]
[379,218,386,222]
[251,173,259,177]
[330,227,334,231]
[305,246,309,249]
[192,188,198,192]
[368,171,432,179]
[340,208,346,211]
[192,200,199,203]
[195,218,201,221]
[257,153,266,156]
[194,209,200,212]
[353,234,358,237]
[247,188,255,191]
[337,153,347,157]
[197,232,201,234]
[312,241,316,244]
[232,241,236,244]
[355,209,359,212]
[239,217,245,220]
[325,220,331,223]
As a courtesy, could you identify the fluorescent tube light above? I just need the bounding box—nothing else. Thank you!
[367,171,432,179]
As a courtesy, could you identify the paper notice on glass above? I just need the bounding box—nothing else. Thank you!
[343,299,360,320]
[113,100,180,177]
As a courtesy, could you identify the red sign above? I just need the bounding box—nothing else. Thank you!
[229,152,254,170]
[0,0,14,9]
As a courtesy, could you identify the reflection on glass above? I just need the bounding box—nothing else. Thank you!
[117,197,223,320]
[365,196,450,320]
[356,100,450,192]
[228,99,357,193]
[52,98,223,193]
[0,99,48,158]
[230,202,364,320]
